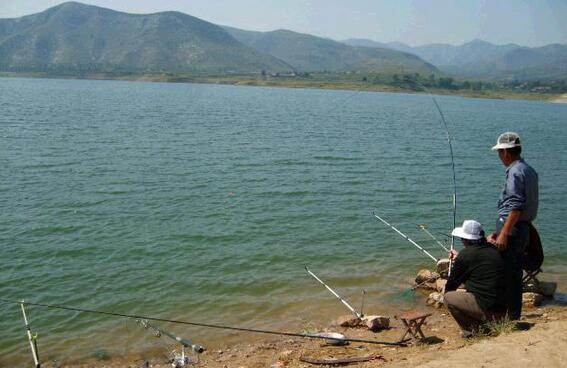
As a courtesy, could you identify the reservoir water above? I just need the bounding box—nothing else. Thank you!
[1,77,566,365]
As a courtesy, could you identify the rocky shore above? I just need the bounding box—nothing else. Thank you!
[415,259,558,311]
[34,265,566,368]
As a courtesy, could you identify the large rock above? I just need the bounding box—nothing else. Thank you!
[426,292,444,308]
[522,292,543,307]
[436,279,447,293]
[416,281,438,291]
[362,315,390,331]
[415,269,440,284]
[436,258,451,278]
[523,281,557,298]
[333,315,364,328]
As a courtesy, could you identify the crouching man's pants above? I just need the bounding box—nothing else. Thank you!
[444,291,505,333]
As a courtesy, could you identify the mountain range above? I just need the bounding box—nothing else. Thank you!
[0,2,564,81]
[343,38,567,80]
[0,2,436,75]
[223,26,437,74]
[0,2,292,73]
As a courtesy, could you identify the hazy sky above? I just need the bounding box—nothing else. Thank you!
[1,0,566,46]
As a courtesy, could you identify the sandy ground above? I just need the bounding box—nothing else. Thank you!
[551,94,567,103]
[41,294,567,368]
[389,318,567,368]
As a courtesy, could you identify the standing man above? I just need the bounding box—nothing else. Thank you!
[488,132,539,320]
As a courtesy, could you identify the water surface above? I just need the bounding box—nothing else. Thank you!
[1,77,566,365]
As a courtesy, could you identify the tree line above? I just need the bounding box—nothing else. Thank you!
[361,73,567,93]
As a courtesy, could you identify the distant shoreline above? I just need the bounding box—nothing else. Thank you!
[0,72,562,103]
[551,94,567,103]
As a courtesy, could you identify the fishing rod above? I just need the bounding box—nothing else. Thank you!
[138,319,205,353]
[360,290,366,318]
[394,80,457,273]
[0,298,404,346]
[418,224,450,252]
[20,301,41,368]
[138,319,204,367]
[305,266,363,319]
[372,211,438,262]
[417,82,457,275]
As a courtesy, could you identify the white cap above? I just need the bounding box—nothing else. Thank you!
[451,220,484,240]
[492,132,521,151]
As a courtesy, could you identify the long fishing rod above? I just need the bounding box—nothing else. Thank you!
[372,211,438,262]
[418,224,450,252]
[20,302,41,368]
[305,266,363,319]
[138,319,205,353]
[0,298,404,346]
[414,81,457,275]
[138,319,204,367]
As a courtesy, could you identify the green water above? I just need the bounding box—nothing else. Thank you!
[1,77,566,365]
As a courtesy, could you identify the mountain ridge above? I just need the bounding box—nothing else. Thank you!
[1,2,563,81]
[223,26,438,74]
[0,2,293,73]
[342,38,567,80]
[0,2,437,75]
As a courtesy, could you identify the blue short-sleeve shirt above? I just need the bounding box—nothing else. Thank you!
[497,159,539,222]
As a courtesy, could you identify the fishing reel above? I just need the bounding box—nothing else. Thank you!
[137,319,205,367]
[170,348,197,368]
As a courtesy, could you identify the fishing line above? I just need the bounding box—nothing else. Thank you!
[370,82,457,273]
[0,298,405,346]
[372,211,438,262]
[418,224,450,252]
[415,82,458,274]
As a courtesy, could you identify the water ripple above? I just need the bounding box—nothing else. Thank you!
[1,78,566,365]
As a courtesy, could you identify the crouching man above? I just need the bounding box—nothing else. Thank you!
[444,220,506,337]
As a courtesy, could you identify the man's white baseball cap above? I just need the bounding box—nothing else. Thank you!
[492,132,521,150]
[451,220,484,240]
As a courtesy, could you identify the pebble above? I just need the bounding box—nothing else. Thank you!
[270,360,287,368]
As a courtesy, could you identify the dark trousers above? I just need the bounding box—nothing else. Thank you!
[497,219,529,320]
